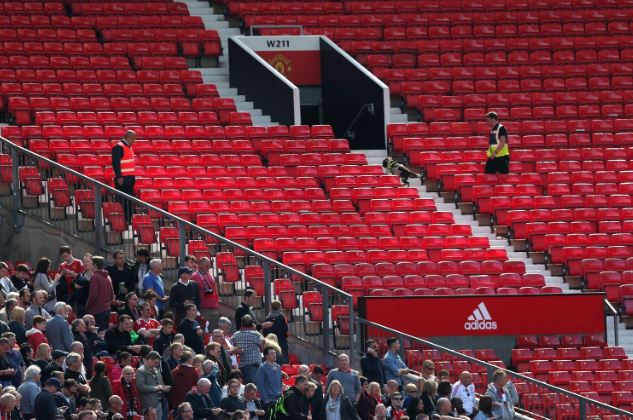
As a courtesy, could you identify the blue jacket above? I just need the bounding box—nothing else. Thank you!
[255,361,282,403]
[143,272,165,310]
[45,315,73,352]
[382,351,407,384]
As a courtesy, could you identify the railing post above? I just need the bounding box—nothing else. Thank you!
[10,147,21,231]
[348,298,355,365]
[579,399,586,419]
[262,259,272,313]
[322,288,331,356]
[178,221,186,266]
[93,185,104,249]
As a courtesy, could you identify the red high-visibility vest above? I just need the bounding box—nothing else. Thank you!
[117,141,136,176]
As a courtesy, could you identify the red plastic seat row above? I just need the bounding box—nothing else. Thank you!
[93,16,205,30]
[0,68,203,85]
[72,2,189,15]
[0,55,132,70]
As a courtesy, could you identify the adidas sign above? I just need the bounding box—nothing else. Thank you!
[464,302,498,331]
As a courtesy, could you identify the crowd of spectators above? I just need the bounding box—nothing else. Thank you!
[0,247,518,420]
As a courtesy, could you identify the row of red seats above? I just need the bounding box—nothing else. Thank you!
[346,285,559,301]
[0,69,204,84]
[0,55,132,70]
[71,2,189,15]
[243,10,633,28]
[101,29,220,44]
[0,2,64,14]
[0,15,202,29]
[3,123,333,141]
[0,28,97,42]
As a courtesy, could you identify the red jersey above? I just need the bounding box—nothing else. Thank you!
[134,317,161,346]
[191,270,219,310]
[59,258,84,295]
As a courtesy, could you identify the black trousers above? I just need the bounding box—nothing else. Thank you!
[115,176,135,222]
[484,156,510,174]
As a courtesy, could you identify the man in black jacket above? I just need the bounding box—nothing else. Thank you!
[186,378,223,420]
[104,315,144,355]
[235,289,271,331]
[277,375,310,420]
[360,340,385,385]
[153,318,175,357]
[263,300,289,364]
[34,377,61,420]
[107,250,135,302]
[170,267,200,325]
[308,367,324,420]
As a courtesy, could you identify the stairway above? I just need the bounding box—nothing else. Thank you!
[361,150,633,356]
[183,0,276,126]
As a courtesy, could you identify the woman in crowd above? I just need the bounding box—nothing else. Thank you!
[175,402,194,420]
[357,378,379,420]
[19,343,33,368]
[8,307,26,344]
[322,379,359,420]
[473,396,495,420]
[406,397,425,419]
[109,351,132,383]
[112,365,140,418]
[419,381,437,415]
[33,343,51,373]
[32,258,60,312]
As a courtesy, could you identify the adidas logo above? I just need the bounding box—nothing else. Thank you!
[464,302,498,331]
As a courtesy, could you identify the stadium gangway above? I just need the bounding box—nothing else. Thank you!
[0,134,355,364]
[354,317,633,419]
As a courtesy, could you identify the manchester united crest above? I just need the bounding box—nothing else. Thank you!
[268,54,292,77]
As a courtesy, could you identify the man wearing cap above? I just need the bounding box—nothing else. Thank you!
[34,377,61,419]
[111,130,137,222]
[43,350,67,384]
[169,266,200,325]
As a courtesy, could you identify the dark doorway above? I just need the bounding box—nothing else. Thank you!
[301,104,321,126]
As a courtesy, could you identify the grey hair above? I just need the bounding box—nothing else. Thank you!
[217,317,232,327]
[53,302,67,313]
[70,341,84,351]
[149,259,162,269]
[65,352,81,366]
[24,365,41,381]
[202,360,214,372]
[124,130,136,139]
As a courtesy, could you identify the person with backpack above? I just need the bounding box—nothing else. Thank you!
[269,375,312,420]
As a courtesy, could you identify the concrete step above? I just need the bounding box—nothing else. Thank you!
[390,114,409,123]
[252,115,273,125]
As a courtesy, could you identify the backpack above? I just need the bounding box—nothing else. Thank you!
[268,390,290,420]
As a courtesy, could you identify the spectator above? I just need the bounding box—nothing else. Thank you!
[432,398,454,418]
[10,264,30,291]
[9,306,27,344]
[405,398,424,420]
[105,314,143,355]
[231,315,265,385]
[42,349,66,385]
[140,345,173,393]
[322,379,358,420]
[175,401,195,420]
[437,370,450,384]
[112,130,137,221]
[0,262,17,299]
[18,289,31,310]
[72,319,93,378]
[32,343,50,377]
[484,111,510,175]
[326,354,361,403]
[220,378,247,417]
[205,342,228,388]
[185,377,223,420]
[436,382,451,401]
[170,267,200,325]
[18,364,41,418]
[113,365,141,418]
[170,351,199,410]
[262,300,288,364]
[132,249,150,294]
[191,257,220,331]
[212,328,235,384]
[3,332,25,387]
[357,377,378,420]
[420,361,435,382]
[109,351,131,384]
[382,380,399,407]
[58,246,84,305]
[167,342,184,370]
[179,304,204,355]
[472,396,494,420]
[46,302,73,352]
[234,290,271,331]
[217,318,238,368]
[32,258,60,313]
[25,291,51,329]
[0,299,17,324]
[361,340,385,386]
[89,361,112,411]
[143,259,168,317]
[34,377,61,420]
[373,404,387,420]
[221,370,245,399]
[57,379,77,418]
[119,292,141,323]
[107,395,124,419]
[201,357,222,406]
[309,366,325,420]
[386,393,405,420]
[450,398,468,419]
[450,372,475,417]
[65,352,91,395]
[243,383,266,420]
[153,318,175,357]
[419,381,436,415]
[382,339,418,386]
[484,370,516,420]
[134,302,161,346]
[85,256,114,332]
[136,351,170,420]
[108,250,135,303]
[26,315,48,351]
[402,384,418,410]
[255,346,282,407]
[20,342,34,368]
[184,255,197,271]
[72,253,93,318]
[82,315,106,355]
[276,375,310,420]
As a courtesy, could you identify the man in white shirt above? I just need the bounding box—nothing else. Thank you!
[0,263,16,299]
[451,371,476,416]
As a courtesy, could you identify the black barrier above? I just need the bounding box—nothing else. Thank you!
[320,37,389,150]
[228,37,299,126]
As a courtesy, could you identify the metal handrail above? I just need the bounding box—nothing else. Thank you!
[0,135,356,362]
[354,317,633,419]
[604,298,620,347]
